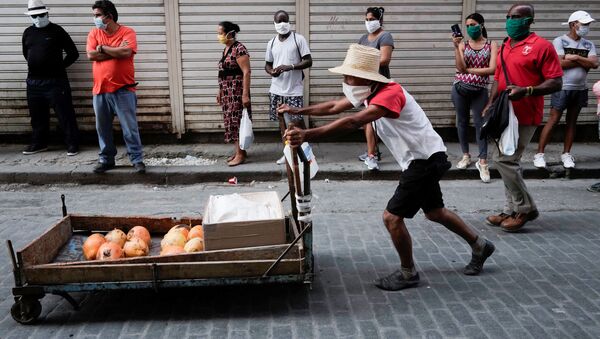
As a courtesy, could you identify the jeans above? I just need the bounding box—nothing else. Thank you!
[451,82,488,159]
[492,125,538,214]
[26,78,79,147]
[93,89,143,164]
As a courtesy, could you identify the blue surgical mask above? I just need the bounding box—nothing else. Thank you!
[577,25,590,38]
[32,15,50,28]
[94,16,107,30]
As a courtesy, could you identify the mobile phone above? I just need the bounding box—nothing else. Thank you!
[451,24,463,37]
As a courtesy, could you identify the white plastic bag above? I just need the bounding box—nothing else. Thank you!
[239,108,254,150]
[499,101,519,156]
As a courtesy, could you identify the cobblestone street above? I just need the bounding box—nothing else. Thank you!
[0,179,599,338]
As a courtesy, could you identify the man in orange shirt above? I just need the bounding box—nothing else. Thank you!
[86,0,145,174]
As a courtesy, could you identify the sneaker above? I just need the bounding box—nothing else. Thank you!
[475,161,491,183]
[66,146,79,156]
[561,153,575,168]
[464,239,495,275]
[22,145,48,155]
[359,151,382,162]
[374,270,420,291]
[364,155,379,170]
[456,154,471,169]
[587,183,600,193]
[134,162,146,174]
[93,162,115,174]
[533,153,546,168]
[276,155,286,165]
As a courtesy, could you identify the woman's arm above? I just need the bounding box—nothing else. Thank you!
[453,36,467,73]
[380,45,393,67]
[237,54,251,108]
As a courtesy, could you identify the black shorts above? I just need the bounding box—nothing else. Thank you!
[550,89,588,112]
[386,152,451,218]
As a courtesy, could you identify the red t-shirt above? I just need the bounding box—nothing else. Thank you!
[367,82,406,118]
[86,25,137,95]
[495,33,563,125]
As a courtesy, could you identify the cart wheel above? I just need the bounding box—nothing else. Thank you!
[11,298,42,325]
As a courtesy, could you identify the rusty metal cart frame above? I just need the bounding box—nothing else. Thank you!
[7,144,314,324]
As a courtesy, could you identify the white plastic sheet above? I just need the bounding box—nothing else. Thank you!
[205,192,283,224]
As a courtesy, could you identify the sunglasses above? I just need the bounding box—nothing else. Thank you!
[31,13,47,19]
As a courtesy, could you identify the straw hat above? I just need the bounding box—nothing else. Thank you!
[24,0,49,16]
[329,44,391,83]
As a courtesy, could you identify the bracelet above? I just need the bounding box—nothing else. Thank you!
[526,86,534,96]
[291,64,295,70]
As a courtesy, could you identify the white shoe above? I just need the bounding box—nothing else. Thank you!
[276,155,286,165]
[456,155,471,169]
[475,161,491,183]
[561,153,575,168]
[364,155,379,170]
[533,153,546,168]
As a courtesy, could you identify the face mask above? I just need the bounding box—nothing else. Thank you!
[274,22,291,35]
[506,17,532,40]
[94,16,107,30]
[342,82,372,108]
[32,15,50,28]
[576,24,590,38]
[217,31,234,44]
[365,20,381,34]
[467,25,482,39]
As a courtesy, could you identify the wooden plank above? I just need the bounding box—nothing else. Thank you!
[17,216,72,267]
[23,259,303,284]
[69,214,202,233]
[43,243,301,267]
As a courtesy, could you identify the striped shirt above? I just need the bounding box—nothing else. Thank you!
[454,40,491,88]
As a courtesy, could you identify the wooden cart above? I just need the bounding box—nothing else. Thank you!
[6,207,313,324]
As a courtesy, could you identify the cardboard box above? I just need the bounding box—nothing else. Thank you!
[202,191,286,250]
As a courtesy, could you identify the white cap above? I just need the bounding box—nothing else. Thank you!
[24,0,49,16]
[563,10,595,25]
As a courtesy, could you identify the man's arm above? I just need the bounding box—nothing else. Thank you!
[87,50,113,61]
[265,61,281,77]
[507,77,563,101]
[274,54,312,73]
[101,42,133,59]
[568,54,599,70]
[278,97,354,117]
[62,29,79,68]
[284,104,389,146]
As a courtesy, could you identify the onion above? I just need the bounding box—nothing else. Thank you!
[184,238,204,253]
[96,242,123,260]
[123,237,149,257]
[161,231,187,248]
[105,228,127,248]
[187,225,204,241]
[160,245,184,256]
[82,233,106,260]
[127,226,151,246]
[167,224,190,239]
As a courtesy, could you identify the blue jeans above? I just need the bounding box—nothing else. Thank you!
[93,89,143,164]
[451,82,488,159]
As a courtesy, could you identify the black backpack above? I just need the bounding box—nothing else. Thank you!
[480,40,511,140]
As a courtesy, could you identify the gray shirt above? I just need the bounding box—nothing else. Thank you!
[358,31,394,78]
[552,34,597,90]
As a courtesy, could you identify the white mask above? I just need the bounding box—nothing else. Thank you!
[343,83,372,108]
[274,21,291,35]
[365,20,381,34]
[576,24,590,37]
[32,14,50,28]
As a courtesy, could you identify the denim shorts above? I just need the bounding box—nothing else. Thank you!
[550,89,588,112]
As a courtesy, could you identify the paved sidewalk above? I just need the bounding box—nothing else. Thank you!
[0,141,599,184]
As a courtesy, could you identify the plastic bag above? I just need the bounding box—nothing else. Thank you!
[283,142,319,187]
[239,108,254,150]
[498,101,519,156]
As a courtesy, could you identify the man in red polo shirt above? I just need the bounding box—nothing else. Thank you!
[485,3,563,232]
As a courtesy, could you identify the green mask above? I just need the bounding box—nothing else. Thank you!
[467,25,482,39]
[506,17,532,40]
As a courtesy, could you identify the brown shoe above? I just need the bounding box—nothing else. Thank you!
[500,210,539,232]
[486,213,513,226]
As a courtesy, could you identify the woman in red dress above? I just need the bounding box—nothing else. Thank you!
[216,21,251,166]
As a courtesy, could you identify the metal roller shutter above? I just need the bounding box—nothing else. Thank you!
[0,0,171,135]
[477,0,600,124]
[308,0,464,128]
[178,0,295,133]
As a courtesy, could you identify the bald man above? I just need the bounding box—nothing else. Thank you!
[485,3,563,232]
